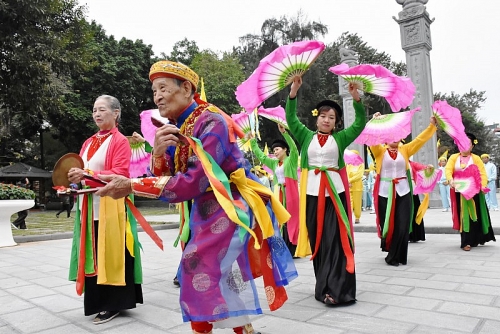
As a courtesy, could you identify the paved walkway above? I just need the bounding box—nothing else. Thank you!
[1,215,500,333]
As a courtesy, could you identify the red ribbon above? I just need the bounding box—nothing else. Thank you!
[311,171,354,274]
[125,197,164,251]
[76,195,88,296]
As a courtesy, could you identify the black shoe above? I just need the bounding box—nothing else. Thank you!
[173,276,180,287]
[93,311,119,325]
[56,214,59,218]
[385,260,399,267]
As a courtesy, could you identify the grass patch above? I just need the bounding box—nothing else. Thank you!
[11,206,179,236]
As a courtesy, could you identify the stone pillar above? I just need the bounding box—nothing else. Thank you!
[394,0,440,206]
[339,47,365,162]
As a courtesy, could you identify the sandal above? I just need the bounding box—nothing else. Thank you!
[93,311,120,324]
[243,323,261,334]
[323,294,336,305]
[463,245,471,251]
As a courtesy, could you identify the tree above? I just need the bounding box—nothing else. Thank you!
[235,10,328,77]
[434,90,497,159]
[190,51,245,114]
[0,0,93,166]
[162,38,200,66]
[53,22,157,160]
[233,12,329,144]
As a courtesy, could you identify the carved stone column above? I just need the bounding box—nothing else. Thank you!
[394,0,440,206]
[339,47,365,162]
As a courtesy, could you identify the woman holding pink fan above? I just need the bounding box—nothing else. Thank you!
[286,76,366,306]
[370,117,437,267]
[249,123,300,258]
[445,133,495,251]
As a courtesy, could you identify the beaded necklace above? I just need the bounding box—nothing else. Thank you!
[87,130,112,161]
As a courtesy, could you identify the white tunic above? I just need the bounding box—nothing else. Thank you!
[306,135,345,196]
[379,151,410,198]
[79,135,113,215]
[275,163,285,185]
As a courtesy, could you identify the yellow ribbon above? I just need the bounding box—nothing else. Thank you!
[229,168,291,241]
[415,193,429,225]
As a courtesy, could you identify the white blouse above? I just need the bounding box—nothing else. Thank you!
[275,163,285,185]
[79,135,113,215]
[379,150,410,198]
[306,134,345,196]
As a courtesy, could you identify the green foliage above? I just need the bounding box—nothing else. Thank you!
[165,38,200,66]
[0,183,35,200]
[58,22,157,149]
[235,10,328,78]
[0,0,93,139]
[2,8,494,171]
[434,90,495,158]
[0,0,94,166]
[190,51,245,114]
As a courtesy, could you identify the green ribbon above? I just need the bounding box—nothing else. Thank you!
[380,177,395,238]
[173,201,191,247]
[380,170,414,238]
[279,183,286,235]
[309,165,353,247]
[478,192,491,234]
[191,137,251,242]
[126,194,143,284]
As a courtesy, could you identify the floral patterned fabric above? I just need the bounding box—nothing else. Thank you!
[158,109,297,323]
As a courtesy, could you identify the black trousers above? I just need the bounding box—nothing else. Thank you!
[305,194,356,304]
[378,193,412,265]
[12,210,28,229]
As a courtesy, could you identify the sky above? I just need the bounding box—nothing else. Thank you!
[78,0,500,124]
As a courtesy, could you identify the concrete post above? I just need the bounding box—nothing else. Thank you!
[394,0,440,207]
[339,47,365,162]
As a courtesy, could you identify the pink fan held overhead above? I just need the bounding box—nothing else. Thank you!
[236,40,325,112]
[354,107,420,146]
[431,100,470,152]
[329,63,416,112]
[257,106,289,129]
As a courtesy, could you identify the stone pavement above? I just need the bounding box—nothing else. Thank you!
[1,217,500,333]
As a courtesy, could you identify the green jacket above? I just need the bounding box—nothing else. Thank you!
[249,131,299,182]
[286,96,366,168]
[285,96,366,257]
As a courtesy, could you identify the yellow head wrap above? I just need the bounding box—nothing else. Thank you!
[253,165,268,176]
[438,150,448,162]
[481,154,490,159]
[149,60,199,90]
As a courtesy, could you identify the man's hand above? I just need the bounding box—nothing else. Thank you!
[94,174,133,199]
[153,124,180,156]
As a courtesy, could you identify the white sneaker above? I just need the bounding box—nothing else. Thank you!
[494,208,499,211]
[442,208,448,212]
